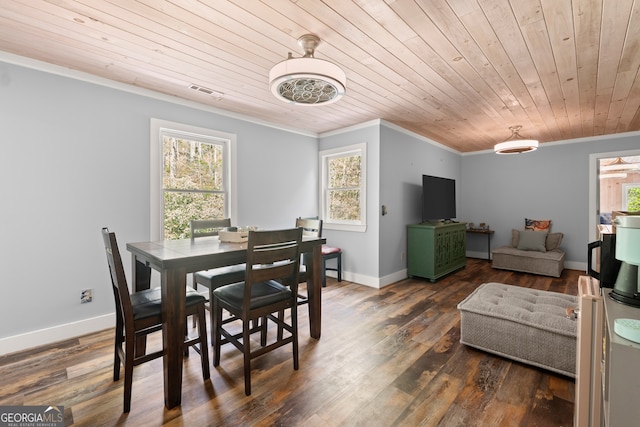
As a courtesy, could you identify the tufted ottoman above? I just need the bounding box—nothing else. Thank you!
[457,282,578,377]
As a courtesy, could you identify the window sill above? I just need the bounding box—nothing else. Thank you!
[323,223,367,233]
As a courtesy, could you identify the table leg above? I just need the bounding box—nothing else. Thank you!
[161,267,187,409]
[132,255,152,356]
[307,244,322,339]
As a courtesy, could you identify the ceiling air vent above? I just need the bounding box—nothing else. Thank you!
[188,84,224,100]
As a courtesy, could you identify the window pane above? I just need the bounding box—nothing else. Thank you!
[329,154,361,188]
[627,186,640,211]
[329,189,361,221]
[320,143,366,231]
[164,192,225,239]
[163,136,223,191]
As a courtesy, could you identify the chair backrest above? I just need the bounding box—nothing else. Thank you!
[244,228,302,300]
[190,218,232,241]
[295,218,322,238]
[101,228,134,330]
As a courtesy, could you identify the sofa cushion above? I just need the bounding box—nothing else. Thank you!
[511,229,520,247]
[492,246,565,277]
[512,229,563,252]
[545,232,564,251]
[517,230,548,252]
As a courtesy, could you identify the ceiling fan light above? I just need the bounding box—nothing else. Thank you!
[494,126,539,154]
[269,58,346,106]
[494,139,539,154]
[269,34,346,106]
[601,157,639,172]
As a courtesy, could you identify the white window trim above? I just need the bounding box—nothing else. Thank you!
[150,118,237,240]
[319,143,367,232]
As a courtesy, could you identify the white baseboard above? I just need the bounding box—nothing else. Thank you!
[565,261,587,272]
[466,250,493,261]
[0,313,115,356]
[333,269,408,289]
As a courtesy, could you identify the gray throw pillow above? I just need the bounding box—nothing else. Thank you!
[545,232,564,251]
[517,230,548,252]
[511,229,520,247]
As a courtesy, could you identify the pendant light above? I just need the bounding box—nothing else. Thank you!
[601,157,639,172]
[494,125,539,154]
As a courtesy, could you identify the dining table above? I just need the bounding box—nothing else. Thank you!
[126,233,326,410]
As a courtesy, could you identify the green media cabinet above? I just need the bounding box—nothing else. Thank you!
[407,222,467,282]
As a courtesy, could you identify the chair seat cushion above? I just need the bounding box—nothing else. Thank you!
[195,264,246,288]
[322,246,341,255]
[213,280,292,310]
[132,287,205,320]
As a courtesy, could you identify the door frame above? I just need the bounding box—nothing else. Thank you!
[589,148,640,242]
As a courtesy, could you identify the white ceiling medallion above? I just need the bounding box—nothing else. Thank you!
[494,125,539,154]
[269,34,346,106]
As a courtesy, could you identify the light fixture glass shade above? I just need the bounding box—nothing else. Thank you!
[494,126,539,154]
[269,57,346,106]
[269,34,346,106]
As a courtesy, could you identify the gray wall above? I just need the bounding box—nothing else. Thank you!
[319,124,381,286]
[379,124,462,280]
[318,122,461,286]
[0,58,318,346]
[461,134,640,267]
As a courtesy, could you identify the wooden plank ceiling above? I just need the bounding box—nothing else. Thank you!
[1,0,639,152]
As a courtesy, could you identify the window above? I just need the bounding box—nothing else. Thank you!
[623,184,640,211]
[150,119,235,240]
[320,143,366,232]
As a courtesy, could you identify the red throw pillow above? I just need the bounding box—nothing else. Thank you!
[525,218,551,232]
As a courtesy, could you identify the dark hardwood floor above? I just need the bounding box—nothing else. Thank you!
[0,259,581,426]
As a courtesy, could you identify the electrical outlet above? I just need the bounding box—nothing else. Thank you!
[400,251,405,261]
[81,289,93,304]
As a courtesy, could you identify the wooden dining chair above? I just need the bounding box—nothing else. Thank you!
[101,227,210,413]
[296,217,342,287]
[190,219,246,339]
[212,228,302,396]
[321,245,342,286]
[294,218,322,306]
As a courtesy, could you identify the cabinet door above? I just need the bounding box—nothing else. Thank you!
[407,226,434,277]
[434,226,465,273]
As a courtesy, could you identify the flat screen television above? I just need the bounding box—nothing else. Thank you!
[422,174,456,222]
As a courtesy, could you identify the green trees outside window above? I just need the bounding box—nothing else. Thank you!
[163,136,226,239]
[626,186,640,211]
[327,153,361,221]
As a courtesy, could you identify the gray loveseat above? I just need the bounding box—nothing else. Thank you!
[491,229,565,277]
